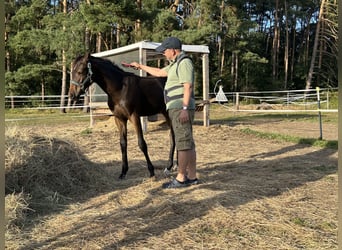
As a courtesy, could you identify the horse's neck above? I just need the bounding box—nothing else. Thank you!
[92,61,123,94]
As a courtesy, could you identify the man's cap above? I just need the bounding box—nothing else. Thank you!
[155,37,182,53]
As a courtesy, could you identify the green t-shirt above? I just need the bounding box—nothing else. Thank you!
[163,52,195,110]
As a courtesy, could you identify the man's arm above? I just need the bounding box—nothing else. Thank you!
[182,82,192,108]
[179,82,193,124]
[129,62,168,77]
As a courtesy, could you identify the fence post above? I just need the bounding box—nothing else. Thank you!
[235,92,239,110]
[316,87,323,140]
[11,96,15,109]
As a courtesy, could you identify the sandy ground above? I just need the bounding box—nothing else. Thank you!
[6,114,338,249]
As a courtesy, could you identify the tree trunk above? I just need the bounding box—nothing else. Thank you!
[81,0,91,112]
[135,0,142,41]
[234,52,238,90]
[290,24,296,82]
[6,52,14,108]
[116,24,120,48]
[97,32,102,52]
[284,0,289,89]
[305,0,325,89]
[85,27,90,51]
[317,18,324,86]
[220,47,225,77]
[41,79,45,106]
[67,62,73,112]
[231,51,238,91]
[80,0,92,113]
[85,0,91,49]
[272,0,279,82]
[231,51,235,90]
[219,1,225,77]
[60,0,67,113]
[5,14,14,108]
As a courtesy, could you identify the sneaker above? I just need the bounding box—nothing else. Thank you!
[162,178,188,189]
[186,178,199,185]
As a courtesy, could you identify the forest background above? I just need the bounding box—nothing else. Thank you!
[4,0,338,105]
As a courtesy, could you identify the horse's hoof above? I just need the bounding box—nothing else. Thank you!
[163,168,172,177]
[119,174,126,179]
[173,163,178,171]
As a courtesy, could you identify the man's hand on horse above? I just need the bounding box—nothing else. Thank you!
[122,62,140,70]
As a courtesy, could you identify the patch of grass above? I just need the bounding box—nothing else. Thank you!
[240,128,337,150]
[245,113,336,123]
[209,103,338,124]
[312,165,337,172]
[5,108,89,126]
[81,128,92,135]
[319,221,337,230]
[292,217,307,227]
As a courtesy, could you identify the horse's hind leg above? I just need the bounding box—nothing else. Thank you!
[131,115,155,177]
[114,117,129,179]
[166,124,176,170]
[163,112,176,175]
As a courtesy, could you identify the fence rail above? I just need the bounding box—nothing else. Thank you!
[5,88,338,117]
[6,88,337,139]
[210,87,337,112]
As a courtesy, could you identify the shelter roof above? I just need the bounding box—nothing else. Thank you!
[92,40,210,61]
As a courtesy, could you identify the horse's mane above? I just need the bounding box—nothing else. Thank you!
[91,56,136,77]
[73,55,85,71]
[73,54,137,77]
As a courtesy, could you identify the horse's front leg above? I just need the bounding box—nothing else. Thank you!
[131,115,155,177]
[115,117,129,179]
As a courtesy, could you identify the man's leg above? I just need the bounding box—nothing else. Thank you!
[187,148,197,180]
[175,150,188,182]
[177,148,197,181]
[162,109,198,188]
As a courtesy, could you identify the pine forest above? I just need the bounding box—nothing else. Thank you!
[4,0,338,99]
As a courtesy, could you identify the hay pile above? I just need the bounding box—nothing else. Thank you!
[5,126,111,232]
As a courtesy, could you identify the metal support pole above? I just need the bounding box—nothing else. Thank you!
[139,47,148,133]
[202,53,210,127]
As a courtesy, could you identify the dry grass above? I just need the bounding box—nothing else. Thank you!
[5,126,114,228]
[5,191,31,231]
[5,110,338,250]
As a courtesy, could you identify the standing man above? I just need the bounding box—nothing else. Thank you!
[130,37,198,188]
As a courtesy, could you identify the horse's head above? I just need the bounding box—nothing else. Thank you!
[69,53,93,102]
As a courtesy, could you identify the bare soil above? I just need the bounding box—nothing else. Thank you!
[5,113,338,249]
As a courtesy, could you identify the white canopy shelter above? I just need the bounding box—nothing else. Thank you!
[91,40,210,129]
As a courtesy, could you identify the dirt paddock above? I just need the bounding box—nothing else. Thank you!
[5,113,338,249]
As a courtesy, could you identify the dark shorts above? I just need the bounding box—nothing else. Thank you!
[168,109,196,151]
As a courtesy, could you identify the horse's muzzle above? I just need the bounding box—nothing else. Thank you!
[68,86,81,102]
[69,93,77,102]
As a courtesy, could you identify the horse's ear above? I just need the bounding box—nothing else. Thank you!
[84,52,91,61]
